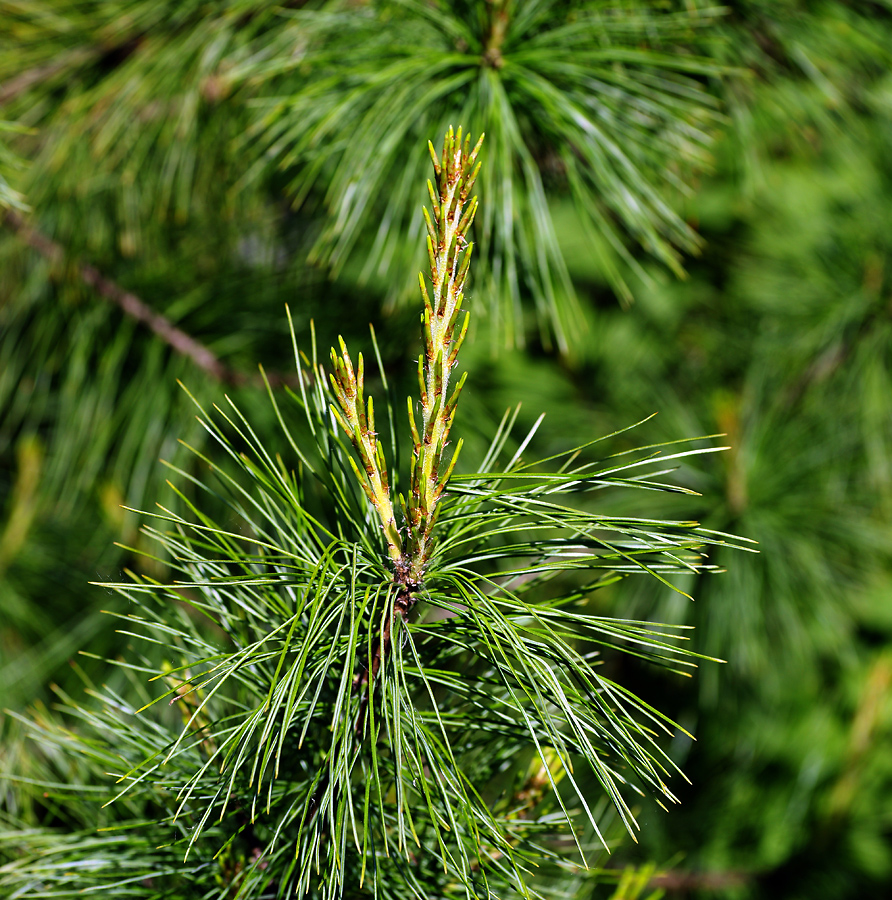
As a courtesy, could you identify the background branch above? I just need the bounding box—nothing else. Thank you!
[3,209,299,388]
[648,868,752,893]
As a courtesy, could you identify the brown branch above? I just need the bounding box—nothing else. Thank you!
[649,868,752,892]
[0,49,98,106]
[3,209,299,388]
[482,0,509,69]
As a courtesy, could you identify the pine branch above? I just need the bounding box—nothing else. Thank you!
[648,867,751,892]
[314,128,481,762]
[233,1,725,349]
[2,209,299,389]
[0,48,97,105]
[3,124,750,900]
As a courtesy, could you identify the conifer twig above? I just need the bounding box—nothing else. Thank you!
[2,209,299,388]
[328,337,402,562]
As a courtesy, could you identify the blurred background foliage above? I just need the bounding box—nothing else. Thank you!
[2,1,892,898]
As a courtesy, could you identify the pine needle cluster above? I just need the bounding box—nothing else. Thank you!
[1,128,747,900]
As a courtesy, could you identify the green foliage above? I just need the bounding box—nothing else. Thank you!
[558,4,892,894]
[0,120,29,211]
[0,0,729,733]
[4,2,892,899]
[1,127,747,899]
[233,0,725,347]
[0,0,727,351]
